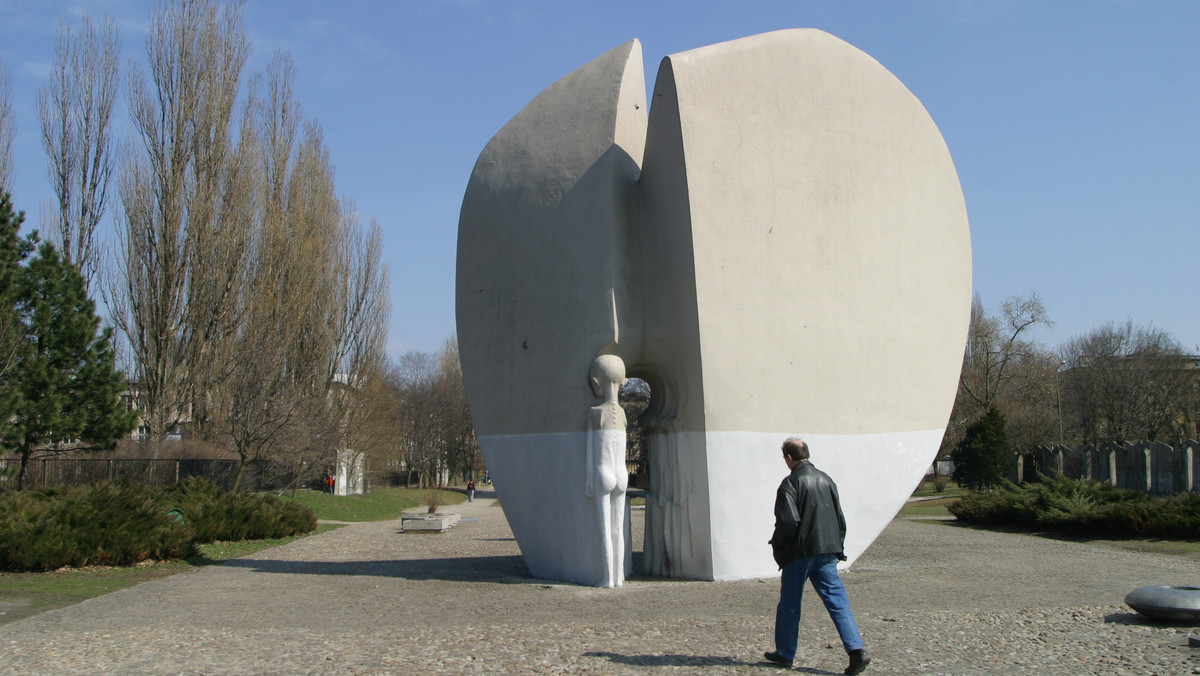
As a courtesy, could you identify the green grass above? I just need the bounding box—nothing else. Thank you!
[274,487,465,522]
[910,478,968,499]
[898,496,961,518]
[899,478,967,518]
[910,516,1200,563]
[1083,537,1200,560]
[1,487,468,624]
[183,524,342,565]
[921,519,1200,562]
[0,524,340,626]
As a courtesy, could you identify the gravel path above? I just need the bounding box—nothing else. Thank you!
[2,490,1197,675]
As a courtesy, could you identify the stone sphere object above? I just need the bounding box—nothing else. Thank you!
[1125,585,1200,623]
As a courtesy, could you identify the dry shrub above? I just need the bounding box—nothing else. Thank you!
[425,484,443,514]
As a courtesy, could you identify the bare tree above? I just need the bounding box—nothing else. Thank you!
[0,60,13,190]
[959,293,1051,410]
[108,0,250,443]
[333,360,402,490]
[390,350,447,488]
[437,336,479,482]
[999,350,1062,450]
[102,2,391,477]
[319,212,390,489]
[1060,321,1196,443]
[203,51,390,489]
[386,340,480,489]
[213,312,311,490]
[330,206,389,385]
[37,12,120,291]
[942,293,1055,458]
[201,50,336,487]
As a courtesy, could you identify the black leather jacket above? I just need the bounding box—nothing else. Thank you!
[769,461,847,569]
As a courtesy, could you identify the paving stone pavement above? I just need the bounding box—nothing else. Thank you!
[2,489,1198,675]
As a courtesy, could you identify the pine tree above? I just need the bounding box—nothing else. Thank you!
[0,192,136,489]
[0,192,34,435]
[951,407,1011,491]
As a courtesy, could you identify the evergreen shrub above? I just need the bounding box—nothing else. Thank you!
[948,474,1200,539]
[0,479,316,571]
[164,477,316,542]
[0,483,193,570]
[950,407,1010,491]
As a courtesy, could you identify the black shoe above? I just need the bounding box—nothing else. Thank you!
[845,649,871,675]
[763,651,793,667]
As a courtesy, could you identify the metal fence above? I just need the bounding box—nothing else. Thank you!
[0,457,313,493]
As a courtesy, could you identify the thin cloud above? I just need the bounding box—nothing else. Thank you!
[21,61,53,80]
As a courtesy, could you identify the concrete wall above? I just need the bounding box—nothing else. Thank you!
[457,41,647,585]
[636,30,970,576]
[1020,441,1199,494]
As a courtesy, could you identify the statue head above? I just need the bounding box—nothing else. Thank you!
[589,354,627,400]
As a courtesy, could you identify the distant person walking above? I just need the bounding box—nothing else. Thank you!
[325,471,335,495]
[765,437,870,674]
[467,479,476,502]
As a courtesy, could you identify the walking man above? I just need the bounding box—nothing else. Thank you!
[765,437,870,674]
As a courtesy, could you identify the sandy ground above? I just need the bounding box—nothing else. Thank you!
[1,490,1197,674]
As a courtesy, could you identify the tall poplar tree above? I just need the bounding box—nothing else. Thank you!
[37,11,120,291]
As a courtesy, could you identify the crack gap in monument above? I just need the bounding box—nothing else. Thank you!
[620,366,681,578]
[619,377,651,490]
[619,376,651,577]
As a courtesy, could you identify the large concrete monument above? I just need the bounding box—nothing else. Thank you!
[456,29,971,586]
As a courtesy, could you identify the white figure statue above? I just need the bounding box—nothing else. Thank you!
[585,354,628,588]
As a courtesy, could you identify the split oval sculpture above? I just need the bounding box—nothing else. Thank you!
[457,29,972,586]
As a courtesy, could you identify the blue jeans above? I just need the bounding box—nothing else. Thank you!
[774,553,863,660]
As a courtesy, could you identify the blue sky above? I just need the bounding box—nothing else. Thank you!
[2,1,1197,357]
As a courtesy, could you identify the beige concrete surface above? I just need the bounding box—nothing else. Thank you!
[456,29,972,584]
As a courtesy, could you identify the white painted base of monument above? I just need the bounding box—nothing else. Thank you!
[484,428,941,582]
[481,433,631,587]
[703,429,946,579]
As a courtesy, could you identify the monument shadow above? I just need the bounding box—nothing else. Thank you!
[216,548,650,585]
[217,554,531,583]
